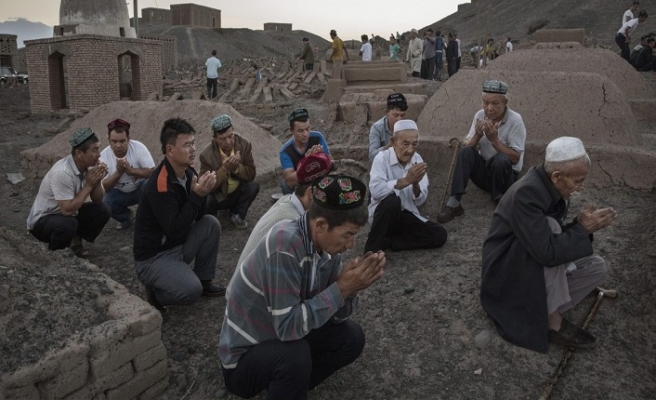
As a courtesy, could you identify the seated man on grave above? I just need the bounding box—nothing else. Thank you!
[100,118,155,230]
[200,114,259,230]
[365,120,447,252]
[438,79,526,223]
[480,137,616,352]
[26,128,110,257]
[368,93,408,162]
[219,175,385,400]
[279,108,332,194]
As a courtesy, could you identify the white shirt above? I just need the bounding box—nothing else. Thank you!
[623,9,634,26]
[456,38,461,57]
[360,42,372,61]
[618,18,639,36]
[506,41,513,52]
[368,148,429,225]
[205,56,222,79]
[100,140,155,193]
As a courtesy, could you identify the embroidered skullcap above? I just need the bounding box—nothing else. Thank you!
[482,79,508,94]
[211,114,232,132]
[107,118,130,133]
[545,137,588,163]
[312,174,366,210]
[393,119,418,133]
[288,108,309,122]
[296,152,333,185]
[69,128,96,148]
[387,93,407,110]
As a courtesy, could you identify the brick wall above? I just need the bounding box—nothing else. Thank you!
[0,34,18,68]
[171,3,221,28]
[141,8,171,25]
[263,23,293,32]
[140,35,177,71]
[25,35,163,114]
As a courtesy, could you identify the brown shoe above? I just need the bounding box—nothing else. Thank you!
[548,318,596,349]
[437,205,464,223]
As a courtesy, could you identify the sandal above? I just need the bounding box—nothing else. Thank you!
[548,318,596,349]
[70,244,90,258]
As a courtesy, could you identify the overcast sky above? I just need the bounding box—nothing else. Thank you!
[0,0,463,40]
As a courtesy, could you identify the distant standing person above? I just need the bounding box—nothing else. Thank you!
[299,37,315,71]
[434,30,445,81]
[454,33,462,71]
[360,34,372,61]
[505,37,514,53]
[100,118,155,230]
[205,50,222,99]
[616,10,649,62]
[623,1,641,25]
[421,29,436,80]
[329,29,349,78]
[406,29,422,77]
[389,36,401,60]
[446,33,458,77]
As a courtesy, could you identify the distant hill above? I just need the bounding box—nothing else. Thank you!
[0,18,52,47]
[139,24,330,66]
[420,0,656,48]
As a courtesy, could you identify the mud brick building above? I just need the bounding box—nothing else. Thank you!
[0,34,18,68]
[263,23,293,32]
[171,4,221,28]
[141,7,172,25]
[139,34,177,71]
[25,35,162,113]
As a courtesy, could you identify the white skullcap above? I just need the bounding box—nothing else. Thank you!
[411,29,418,34]
[545,137,587,162]
[393,119,418,133]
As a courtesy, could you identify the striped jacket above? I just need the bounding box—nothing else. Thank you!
[218,213,357,368]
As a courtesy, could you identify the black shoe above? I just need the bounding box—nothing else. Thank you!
[437,205,464,223]
[202,281,226,297]
[548,318,596,349]
[146,287,167,313]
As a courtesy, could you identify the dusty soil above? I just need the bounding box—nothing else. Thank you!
[1,81,655,400]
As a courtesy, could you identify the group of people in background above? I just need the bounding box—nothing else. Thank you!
[616,1,655,71]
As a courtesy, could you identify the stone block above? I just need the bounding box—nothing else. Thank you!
[90,329,161,379]
[106,293,161,337]
[344,67,403,82]
[132,343,167,372]
[138,377,168,400]
[325,79,347,103]
[534,28,585,45]
[94,362,134,391]
[105,360,168,400]
[42,358,89,399]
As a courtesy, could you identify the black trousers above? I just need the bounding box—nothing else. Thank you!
[421,57,435,80]
[616,34,630,62]
[450,146,518,202]
[207,77,218,99]
[456,56,461,71]
[447,58,458,77]
[30,202,110,250]
[222,320,365,400]
[365,194,447,253]
[205,181,260,219]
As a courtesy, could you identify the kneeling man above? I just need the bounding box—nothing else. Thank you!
[219,175,385,400]
[365,120,447,252]
[480,137,616,352]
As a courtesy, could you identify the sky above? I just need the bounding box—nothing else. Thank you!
[0,0,462,41]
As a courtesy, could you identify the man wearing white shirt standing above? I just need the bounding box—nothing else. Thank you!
[616,10,649,62]
[365,120,448,253]
[100,119,156,229]
[505,37,514,53]
[623,1,640,25]
[359,34,372,62]
[205,50,222,99]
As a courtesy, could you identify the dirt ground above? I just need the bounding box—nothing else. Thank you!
[1,82,655,400]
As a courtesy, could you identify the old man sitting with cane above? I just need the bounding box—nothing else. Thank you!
[480,137,616,352]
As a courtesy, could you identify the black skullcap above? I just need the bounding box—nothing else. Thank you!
[387,93,407,110]
[288,108,309,122]
[312,175,366,210]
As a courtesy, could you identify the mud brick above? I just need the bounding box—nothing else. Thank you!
[90,330,161,379]
[132,343,167,372]
[137,377,168,400]
[42,358,88,399]
[105,360,168,400]
[94,362,134,392]
[3,343,89,389]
